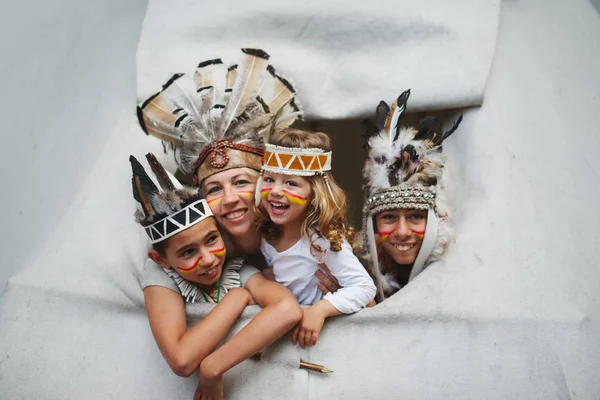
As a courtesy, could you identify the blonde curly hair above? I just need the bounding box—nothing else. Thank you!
[256,129,357,257]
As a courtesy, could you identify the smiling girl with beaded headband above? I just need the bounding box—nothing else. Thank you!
[361,89,462,302]
[255,128,376,348]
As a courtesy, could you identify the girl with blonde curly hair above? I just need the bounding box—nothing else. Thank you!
[256,128,376,348]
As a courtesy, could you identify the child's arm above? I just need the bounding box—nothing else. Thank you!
[318,241,377,314]
[143,285,252,377]
[292,300,341,348]
[293,240,377,348]
[197,273,302,380]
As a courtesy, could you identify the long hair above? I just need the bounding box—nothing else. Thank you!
[257,129,357,257]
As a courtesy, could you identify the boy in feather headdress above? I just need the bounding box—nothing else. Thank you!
[131,153,301,400]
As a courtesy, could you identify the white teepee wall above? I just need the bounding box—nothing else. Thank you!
[1,0,600,399]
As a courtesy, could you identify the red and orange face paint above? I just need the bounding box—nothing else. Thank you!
[207,190,254,207]
[260,188,308,206]
[412,229,425,239]
[376,229,425,243]
[237,190,254,198]
[176,246,227,274]
[375,230,393,243]
[207,196,222,206]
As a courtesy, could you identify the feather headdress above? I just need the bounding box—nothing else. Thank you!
[361,89,462,301]
[137,49,302,183]
[131,153,213,244]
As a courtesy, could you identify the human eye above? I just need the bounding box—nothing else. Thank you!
[206,185,222,195]
[264,176,274,183]
[408,212,426,221]
[286,180,298,187]
[206,234,219,245]
[180,248,197,258]
[234,179,250,186]
[381,212,397,221]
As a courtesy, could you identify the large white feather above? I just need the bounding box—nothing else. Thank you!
[220,49,270,135]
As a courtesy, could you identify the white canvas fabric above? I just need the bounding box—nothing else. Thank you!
[136,0,501,119]
[2,0,600,399]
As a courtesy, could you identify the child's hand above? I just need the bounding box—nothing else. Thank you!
[315,263,341,295]
[195,360,224,400]
[261,267,276,282]
[291,306,327,348]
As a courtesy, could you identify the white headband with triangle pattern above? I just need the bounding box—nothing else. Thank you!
[144,199,213,244]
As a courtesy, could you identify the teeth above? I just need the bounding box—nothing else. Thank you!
[393,244,415,252]
[224,210,245,219]
[270,202,288,208]
[202,266,218,276]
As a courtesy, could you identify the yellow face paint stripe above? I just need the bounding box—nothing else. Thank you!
[207,196,222,205]
[260,188,271,198]
[177,255,203,274]
[282,190,308,205]
[412,229,425,238]
[210,246,226,257]
[376,230,393,243]
[176,246,226,274]
[237,190,254,197]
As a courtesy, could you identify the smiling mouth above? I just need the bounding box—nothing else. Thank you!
[269,201,289,215]
[201,265,219,278]
[392,243,416,252]
[223,209,246,220]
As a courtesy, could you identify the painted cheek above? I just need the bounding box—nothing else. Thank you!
[237,190,254,198]
[376,230,393,243]
[282,190,308,205]
[207,196,223,206]
[209,246,226,257]
[177,255,202,274]
[412,229,425,239]
[260,188,272,198]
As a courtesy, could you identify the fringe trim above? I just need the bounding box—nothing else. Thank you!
[163,258,243,303]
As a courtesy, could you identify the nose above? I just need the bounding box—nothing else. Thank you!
[270,180,284,196]
[394,217,412,240]
[197,249,216,274]
[222,185,238,207]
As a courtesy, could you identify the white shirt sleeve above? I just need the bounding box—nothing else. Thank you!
[321,240,377,314]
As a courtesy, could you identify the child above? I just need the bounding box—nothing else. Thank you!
[255,129,376,349]
[131,153,301,400]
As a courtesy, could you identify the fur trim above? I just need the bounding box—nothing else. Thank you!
[163,258,243,303]
[382,272,402,297]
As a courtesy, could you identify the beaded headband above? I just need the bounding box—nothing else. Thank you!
[363,184,436,216]
[194,139,265,183]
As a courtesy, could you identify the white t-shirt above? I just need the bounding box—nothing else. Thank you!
[261,235,376,314]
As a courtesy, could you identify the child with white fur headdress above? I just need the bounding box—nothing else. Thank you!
[361,89,462,302]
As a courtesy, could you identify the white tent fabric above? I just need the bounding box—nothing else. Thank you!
[136,0,501,118]
[2,0,600,399]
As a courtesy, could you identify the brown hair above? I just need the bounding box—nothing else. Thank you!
[257,129,357,257]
